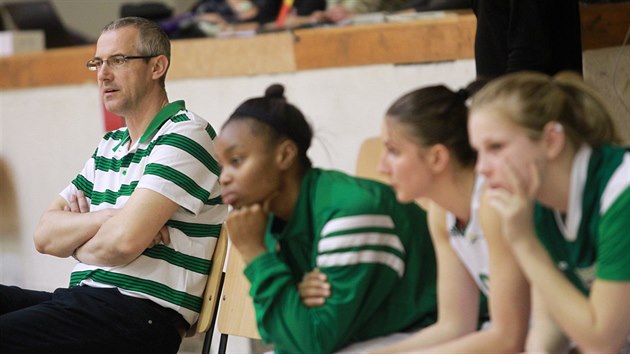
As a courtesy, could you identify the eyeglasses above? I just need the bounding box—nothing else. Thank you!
[86,54,157,71]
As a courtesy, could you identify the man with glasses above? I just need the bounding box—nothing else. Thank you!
[0,17,226,354]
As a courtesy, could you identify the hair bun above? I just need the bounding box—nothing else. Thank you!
[265,84,285,99]
[456,88,469,101]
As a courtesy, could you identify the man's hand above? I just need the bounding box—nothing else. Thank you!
[151,225,171,247]
[68,190,171,262]
[64,190,90,213]
[324,5,354,23]
[298,268,331,307]
[65,190,170,248]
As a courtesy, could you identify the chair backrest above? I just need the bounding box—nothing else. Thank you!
[355,136,388,183]
[188,225,229,336]
[217,246,261,339]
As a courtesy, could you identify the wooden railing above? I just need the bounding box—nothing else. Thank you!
[1,3,627,91]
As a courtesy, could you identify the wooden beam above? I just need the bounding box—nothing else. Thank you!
[580,2,630,50]
[169,32,296,79]
[1,3,627,91]
[0,45,95,90]
[0,32,296,90]
[293,12,476,70]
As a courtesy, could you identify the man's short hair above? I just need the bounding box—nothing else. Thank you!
[102,17,170,88]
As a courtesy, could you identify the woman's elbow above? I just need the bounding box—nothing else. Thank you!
[487,326,527,353]
[494,335,526,353]
[437,314,479,339]
[452,320,479,338]
[578,337,628,354]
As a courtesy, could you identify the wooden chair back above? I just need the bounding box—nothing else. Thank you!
[192,226,229,335]
[183,226,228,354]
[355,136,387,183]
[214,244,261,354]
[217,246,261,339]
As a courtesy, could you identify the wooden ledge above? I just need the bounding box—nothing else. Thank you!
[0,32,296,90]
[0,45,95,90]
[0,12,475,90]
[294,12,476,70]
[169,32,296,80]
[1,3,627,90]
[580,2,630,50]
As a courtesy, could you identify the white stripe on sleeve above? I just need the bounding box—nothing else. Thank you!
[321,215,394,237]
[601,153,630,213]
[317,250,405,277]
[318,233,405,253]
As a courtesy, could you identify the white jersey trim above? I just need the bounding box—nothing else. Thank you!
[447,175,491,295]
[317,250,405,277]
[561,145,591,242]
[321,215,394,237]
[318,233,405,253]
[601,152,630,214]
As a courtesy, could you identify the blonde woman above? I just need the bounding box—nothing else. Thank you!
[469,71,630,352]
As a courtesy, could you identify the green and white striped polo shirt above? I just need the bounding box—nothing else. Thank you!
[61,101,227,325]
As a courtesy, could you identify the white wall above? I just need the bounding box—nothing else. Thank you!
[583,46,630,143]
[169,61,477,174]
[0,84,105,286]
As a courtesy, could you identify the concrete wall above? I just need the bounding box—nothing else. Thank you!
[583,45,630,144]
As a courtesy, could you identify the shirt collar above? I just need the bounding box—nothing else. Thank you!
[139,100,186,144]
[113,100,186,152]
[557,144,592,241]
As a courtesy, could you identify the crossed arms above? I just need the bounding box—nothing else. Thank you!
[34,188,178,267]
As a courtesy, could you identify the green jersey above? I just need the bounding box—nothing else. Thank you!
[244,168,438,354]
[535,145,630,293]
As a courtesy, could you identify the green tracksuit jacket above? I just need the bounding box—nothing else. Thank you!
[244,168,438,354]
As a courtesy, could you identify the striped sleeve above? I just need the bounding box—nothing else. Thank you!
[316,214,406,277]
[61,137,111,204]
[137,114,220,215]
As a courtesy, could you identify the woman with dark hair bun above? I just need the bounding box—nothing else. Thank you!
[216,84,438,354]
